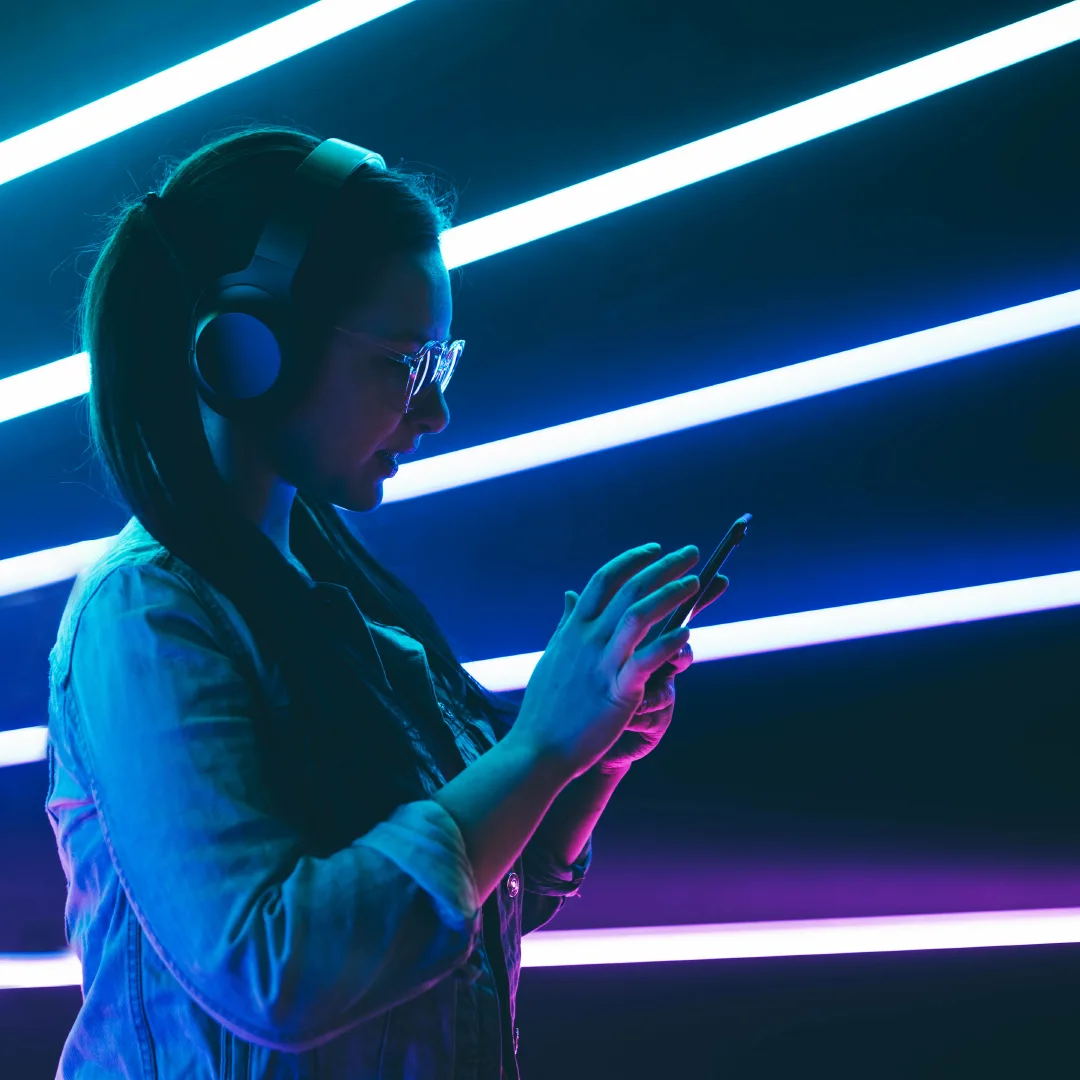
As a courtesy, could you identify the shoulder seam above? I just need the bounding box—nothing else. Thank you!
[62,552,260,692]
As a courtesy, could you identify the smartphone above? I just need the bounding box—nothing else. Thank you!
[655,513,751,638]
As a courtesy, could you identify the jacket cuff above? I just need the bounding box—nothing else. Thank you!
[357,801,481,933]
[522,833,593,898]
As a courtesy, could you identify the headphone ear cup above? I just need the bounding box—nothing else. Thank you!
[193,312,282,400]
[191,285,287,413]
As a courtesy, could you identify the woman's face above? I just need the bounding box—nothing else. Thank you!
[270,248,453,512]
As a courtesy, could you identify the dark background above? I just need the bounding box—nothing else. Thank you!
[2,1,1078,1076]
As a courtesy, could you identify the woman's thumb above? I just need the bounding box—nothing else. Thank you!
[557,589,579,629]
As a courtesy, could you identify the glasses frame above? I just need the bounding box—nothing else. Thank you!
[332,326,465,413]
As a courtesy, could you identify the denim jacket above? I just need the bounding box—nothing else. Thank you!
[45,517,591,1079]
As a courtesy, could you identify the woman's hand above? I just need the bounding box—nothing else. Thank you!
[589,572,730,774]
[508,544,706,782]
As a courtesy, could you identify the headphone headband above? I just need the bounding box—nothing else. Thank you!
[251,139,386,281]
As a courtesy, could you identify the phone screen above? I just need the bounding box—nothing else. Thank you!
[655,513,751,638]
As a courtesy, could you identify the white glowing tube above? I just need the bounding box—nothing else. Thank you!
[7,572,1076,767]
[0,0,417,187]
[383,289,1080,502]
[3,3,1073,201]
[0,726,49,768]
[0,536,116,598]
[520,908,1080,968]
[461,571,1080,692]
[6,908,1080,987]
[440,2,1080,268]
[0,353,89,424]
[0,951,82,990]
[7,285,1078,486]
[7,4,1080,424]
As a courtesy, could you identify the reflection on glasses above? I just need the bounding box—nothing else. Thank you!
[332,326,465,413]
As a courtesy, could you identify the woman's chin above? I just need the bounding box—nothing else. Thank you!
[299,465,386,514]
[335,478,384,514]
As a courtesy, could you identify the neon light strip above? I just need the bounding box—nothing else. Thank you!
[2,1,1073,207]
[440,2,1080,268]
[0,536,116,597]
[0,726,49,768]
[520,908,1080,968]
[4,281,1078,495]
[0,353,89,424]
[0,0,417,188]
[6,0,1080,422]
[461,571,1080,692]
[6,908,1080,987]
[0,951,81,990]
[383,290,1080,502]
[7,572,1077,767]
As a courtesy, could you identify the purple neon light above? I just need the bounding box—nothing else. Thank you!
[4,908,1080,988]
[519,907,1080,967]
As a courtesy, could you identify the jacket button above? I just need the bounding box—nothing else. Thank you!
[505,871,520,898]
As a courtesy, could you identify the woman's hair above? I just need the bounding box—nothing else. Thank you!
[80,126,512,837]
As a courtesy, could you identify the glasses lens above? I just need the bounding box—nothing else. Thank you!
[437,340,463,392]
[410,348,432,396]
[404,341,463,411]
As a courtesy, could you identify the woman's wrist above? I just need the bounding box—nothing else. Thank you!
[532,757,631,868]
[500,724,581,793]
[432,728,577,903]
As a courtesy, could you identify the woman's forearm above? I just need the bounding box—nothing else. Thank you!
[432,734,574,905]
[530,762,631,867]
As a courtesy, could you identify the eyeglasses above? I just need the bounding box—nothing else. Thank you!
[332,326,465,413]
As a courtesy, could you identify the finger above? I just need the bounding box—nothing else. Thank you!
[593,544,700,640]
[650,640,694,681]
[574,544,663,621]
[649,640,693,680]
[555,589,579,632]
[636,677,676,714]
[605,574,699,670]
[617,626,691,698]
[690,574,730,617]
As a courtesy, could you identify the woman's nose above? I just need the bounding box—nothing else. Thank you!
[409,384,450,434]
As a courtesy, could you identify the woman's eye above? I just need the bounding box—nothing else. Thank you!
[379,355,408,376]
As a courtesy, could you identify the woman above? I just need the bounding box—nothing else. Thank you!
[45,127,725,1078]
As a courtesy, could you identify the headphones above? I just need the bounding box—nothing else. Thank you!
[184,138,387,419]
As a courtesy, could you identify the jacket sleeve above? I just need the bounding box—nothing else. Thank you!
[64,562,481,1053]
[520,832,593,934]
